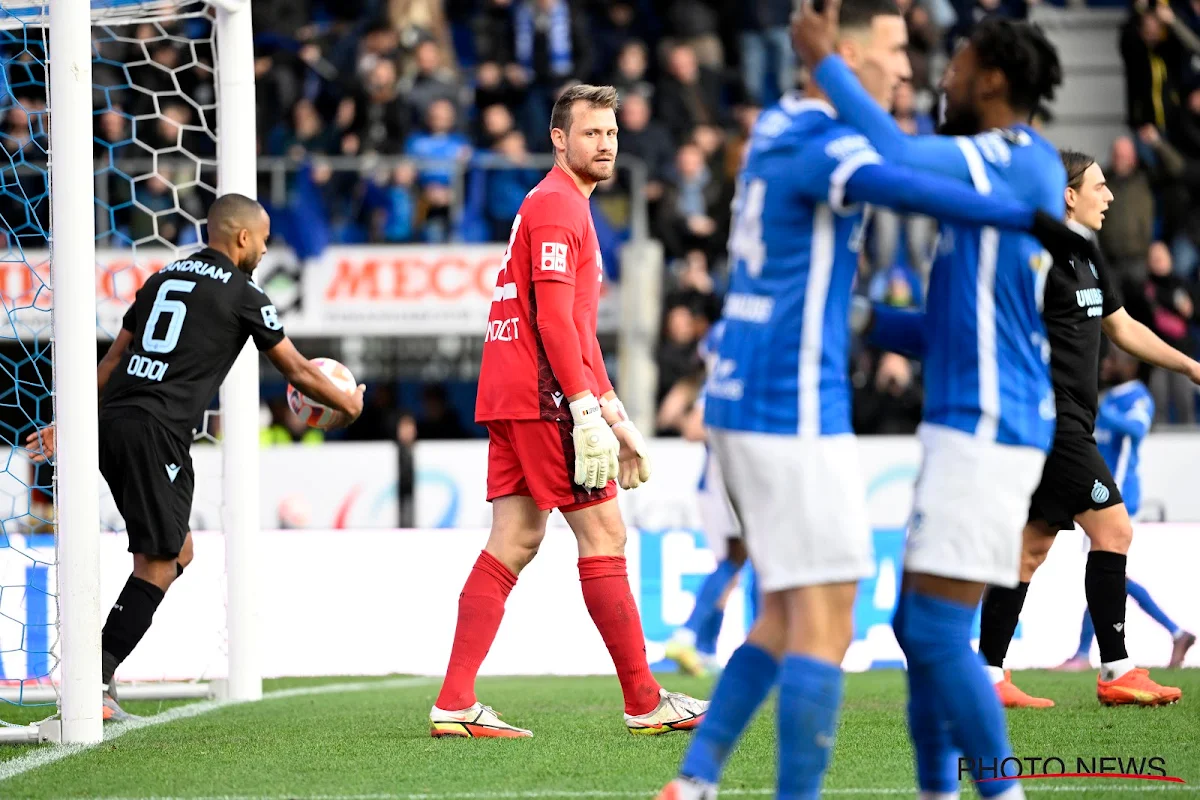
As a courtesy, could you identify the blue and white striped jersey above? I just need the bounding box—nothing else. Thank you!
[813,56,1066,451]
[703,95,878,437]
[1094,380,1154,516]
[920,129,1062,450]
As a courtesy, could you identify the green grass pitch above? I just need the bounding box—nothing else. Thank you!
[0,670,1196,799]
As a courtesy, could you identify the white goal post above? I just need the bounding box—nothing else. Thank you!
[0,0,262,745]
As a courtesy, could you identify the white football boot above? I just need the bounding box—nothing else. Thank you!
[429,701,533,738]
[625,687,708,735]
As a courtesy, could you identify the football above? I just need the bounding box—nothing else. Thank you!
[287,358,357,429]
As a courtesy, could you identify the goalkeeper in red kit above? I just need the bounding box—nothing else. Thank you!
[429,85,709,738]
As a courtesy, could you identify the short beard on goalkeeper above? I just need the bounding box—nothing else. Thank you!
[559,107,617,184]
[566,137,616,184]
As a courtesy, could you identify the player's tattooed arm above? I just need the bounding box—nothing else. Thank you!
[266,338,366,428]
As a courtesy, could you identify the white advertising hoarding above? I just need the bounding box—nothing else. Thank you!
[12,245,617,339]
[414,434,1200,531]
[97,442,401,531]
[1,524,1194,685]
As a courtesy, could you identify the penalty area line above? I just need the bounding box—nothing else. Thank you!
[0,677,435,785]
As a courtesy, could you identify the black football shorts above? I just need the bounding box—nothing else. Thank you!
[98,414,193,557]
[1028,433,1123,531]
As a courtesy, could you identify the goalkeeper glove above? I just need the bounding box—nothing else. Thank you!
[604,397,653,489]
[570,393,620,490]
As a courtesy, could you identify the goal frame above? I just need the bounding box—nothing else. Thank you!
[0,0,263,746]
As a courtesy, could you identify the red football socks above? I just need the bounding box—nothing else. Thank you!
[578,555,662,716]
[435,550,517,711]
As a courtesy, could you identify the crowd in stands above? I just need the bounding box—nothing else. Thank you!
[5,0,1200,442]
[1111,0,1200,424]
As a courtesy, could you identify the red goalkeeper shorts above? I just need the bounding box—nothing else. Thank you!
[485,419,616,512]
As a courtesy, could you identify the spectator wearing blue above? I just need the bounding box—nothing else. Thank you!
[510,0,593,146]
[483,130,541,241]
[405,98,471,242]
[366,162,419,244]
[738,0,794,104]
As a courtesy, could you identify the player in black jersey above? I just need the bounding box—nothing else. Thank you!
[27,194,364,720]
[979,151,1200,708]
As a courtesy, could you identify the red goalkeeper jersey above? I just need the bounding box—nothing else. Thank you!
[476,165,606,423]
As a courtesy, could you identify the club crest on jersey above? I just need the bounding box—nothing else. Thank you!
[1029,251,1052,273]
[1091,479,1110,504]
[1089,261,1099,279]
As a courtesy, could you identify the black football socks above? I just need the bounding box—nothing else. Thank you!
[101,575,166,691]
[1085,550,1129,666]
[978,582,1030,669]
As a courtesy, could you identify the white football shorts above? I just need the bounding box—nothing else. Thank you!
[904,423,1046,588]
[708,430,873,593]
[696,445,742,561]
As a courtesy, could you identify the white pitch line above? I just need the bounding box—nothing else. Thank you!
[0,676,434,785]
[81,786,1200,800]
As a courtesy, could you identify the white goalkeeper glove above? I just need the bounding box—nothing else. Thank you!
[604,397,653,490]
[569,393,620,490]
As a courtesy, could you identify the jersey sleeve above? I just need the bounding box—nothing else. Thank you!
[868,304,928,358]
[812,55,976,184]
[121,304,136,332]
[526,193,584,286]
[844,162,1035,230]
[237,279,286,352]
[1127,394,1154,439]
[1098,391,1153,439]
[792,128,882,211]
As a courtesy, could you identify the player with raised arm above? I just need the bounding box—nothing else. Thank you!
[428,85,701,739]
[656,1,1090,796]
[793,7,1070,799]
[861,150,1199,706]
[27,194,364,720]
[1057,348,1196,672]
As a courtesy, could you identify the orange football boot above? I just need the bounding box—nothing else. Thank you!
[994,670,1055,708]
[1097,668,1181,706]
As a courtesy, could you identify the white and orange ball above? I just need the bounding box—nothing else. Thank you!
[287,358,357,429]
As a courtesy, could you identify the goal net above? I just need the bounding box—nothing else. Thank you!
[0,0,261,744]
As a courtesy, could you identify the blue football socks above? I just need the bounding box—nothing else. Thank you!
[777,654,844,800]
[680,643,778,784]
[893,589,960,794]
[894,591,1015,799]
[1127,578,1179,636]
